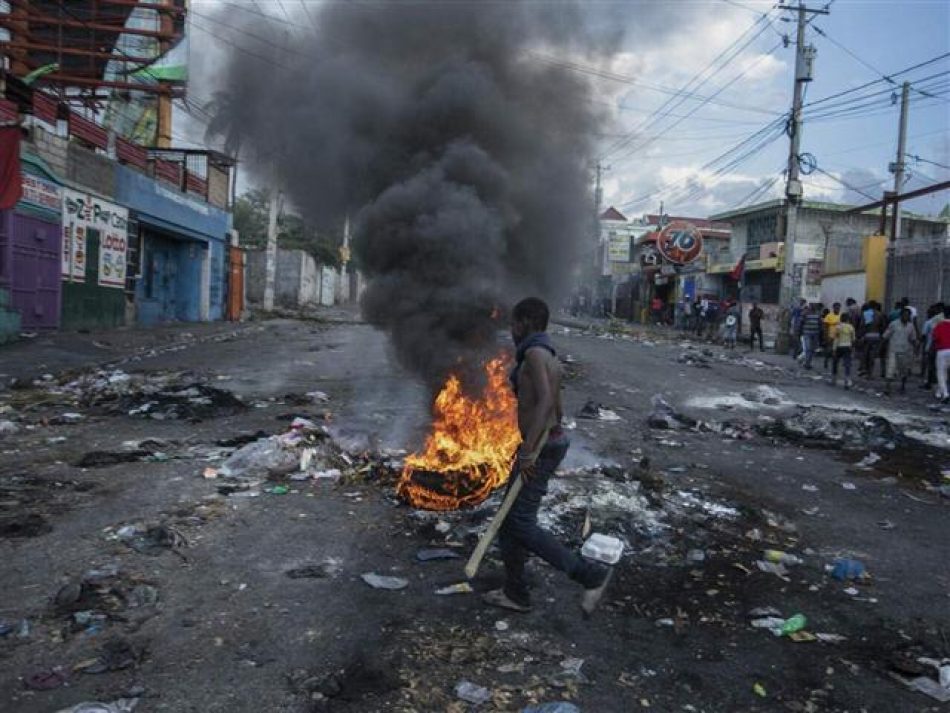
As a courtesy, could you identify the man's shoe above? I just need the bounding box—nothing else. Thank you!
[580,567,614,617]
[483,589,532,613]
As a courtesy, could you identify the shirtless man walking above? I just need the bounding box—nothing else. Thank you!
[483,297,611,615]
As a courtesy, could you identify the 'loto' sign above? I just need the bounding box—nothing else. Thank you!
[62,189,130,288]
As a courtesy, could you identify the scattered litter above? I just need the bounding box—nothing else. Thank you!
[753,682,767,698]
[0,419,19,435]
[646,395,695,430]
[815,633,847,644]
[286,559,342,579]
[523,703,580,713]
[455,680,492,705]
[906,676,950,703]
[76,638,139,674]
[435,582,473,595]
[265,485,290,495]
[577,400,622,422]
[416,548,461,562]
[802,506,820,516]
[842,482,857,490]
[581,533,624,564]
[361,573,408,590]
[779,614,807,636]
[855,452,882,469]
[127,585,158,608]
[312,468,342,480]
[686,549,706,564]
[830,558,866,581]
[24,667,69,690]
[764,549,802,566]
[749,606,781,617]
[495,620,509,632]
[755,560,789,579]
[218,437,300,479]
[53,700,139,713]
[802,484,819,492]
[843,587,859,596]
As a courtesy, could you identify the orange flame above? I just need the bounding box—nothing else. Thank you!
[398,355,521,510]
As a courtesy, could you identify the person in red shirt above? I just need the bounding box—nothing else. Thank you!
[932,305,950,401]
[651,296,664,325]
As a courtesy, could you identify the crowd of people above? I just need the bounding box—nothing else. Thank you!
[788,296,950,399]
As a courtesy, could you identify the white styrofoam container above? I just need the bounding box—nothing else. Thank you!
[581,533,624,565]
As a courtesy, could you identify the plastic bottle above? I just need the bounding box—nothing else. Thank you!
[764,549,803,566]
[780,614,807,636]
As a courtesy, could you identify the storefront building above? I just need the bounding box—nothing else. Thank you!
[0,153,63,332]
[115,165,230,326]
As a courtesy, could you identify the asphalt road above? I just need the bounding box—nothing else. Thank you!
[0,315,947,712]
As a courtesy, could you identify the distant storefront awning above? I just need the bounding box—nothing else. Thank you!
[708,256,780,274]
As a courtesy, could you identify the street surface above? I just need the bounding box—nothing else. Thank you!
[1,312,948,712]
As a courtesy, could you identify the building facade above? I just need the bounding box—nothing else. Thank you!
[0,83,236,337]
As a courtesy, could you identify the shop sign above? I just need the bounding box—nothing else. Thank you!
[62,188,129,288]
[656,221,704,265]
[640,245,661,268]
[21,173,61,212]
[608,231,631,262]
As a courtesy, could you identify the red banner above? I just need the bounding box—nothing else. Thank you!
[68,112,108,149]
[116,137,147,169]
[185,171,207,197]
[154,158,181,186]
[32,92,59,125]
[0,127,23,210]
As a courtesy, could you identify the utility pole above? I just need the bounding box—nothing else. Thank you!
[263,177,280,312]
[775,1,826,351]
[889,81,911,243]
[591,161,606,314]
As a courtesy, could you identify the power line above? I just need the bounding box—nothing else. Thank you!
[529,52,783,117]
[805,51,950,108]
[812,25,950,104]
[609,38,784,165]
[908,154,950,172]
[812,166,878,201]
[600,13,773,159]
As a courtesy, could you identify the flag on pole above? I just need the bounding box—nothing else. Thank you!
[729,254,746,284]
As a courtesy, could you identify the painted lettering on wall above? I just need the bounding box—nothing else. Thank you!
[62,188,130,288]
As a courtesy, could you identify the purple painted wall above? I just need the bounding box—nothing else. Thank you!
[2,211,62,330]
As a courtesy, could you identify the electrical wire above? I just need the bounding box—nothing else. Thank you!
[600,13,773,159]
[805,51,950,108]
[908,154,950,172]
[811,166,878,201]
[609,39,786,166]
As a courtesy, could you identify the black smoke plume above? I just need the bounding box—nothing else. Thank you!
[208,1,627,388]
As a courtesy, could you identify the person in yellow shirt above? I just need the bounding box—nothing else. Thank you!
[831,312,856,388]
[822,302,842,370]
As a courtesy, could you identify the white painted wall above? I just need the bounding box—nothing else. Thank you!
[821,273,866,307]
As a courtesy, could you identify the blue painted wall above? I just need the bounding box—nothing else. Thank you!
[115,166,231,325]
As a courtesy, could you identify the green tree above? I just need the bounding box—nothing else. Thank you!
[232,189,342,268]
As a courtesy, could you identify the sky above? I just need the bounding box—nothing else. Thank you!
[176,0,950,219]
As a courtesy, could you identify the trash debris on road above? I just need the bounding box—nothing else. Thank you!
[830,558,866,581]
[286,559,342,579]
[763,549,803,566]
[53,699,139,713]
[435,582,473,595]
[755,560,789,579]
[455,680,492,705]
[523,703,580,713]
[416,548,461,562]
[577,400,622,421]
[646,394,695,430]
[580,533,623,564]
[361,572,409,590]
